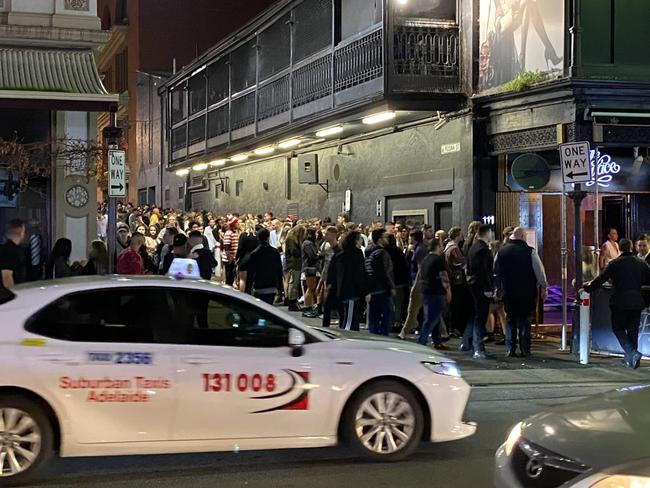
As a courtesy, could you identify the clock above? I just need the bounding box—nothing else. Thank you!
[65,185,89,208]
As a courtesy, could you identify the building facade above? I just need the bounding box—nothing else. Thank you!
[96,0,278,206]
[160,0,476,227]
[0,0,117,263]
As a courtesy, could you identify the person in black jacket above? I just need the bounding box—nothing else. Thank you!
[495,227,548,358]
[385,233,411,331]
[244,228,284,305]
[585,238,650,369]
[327,230,369,331]
[365,228,395,336]
[462,224,494,359]
[188,230,217,280]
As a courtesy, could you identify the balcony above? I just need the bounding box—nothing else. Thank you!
[165,0,463,165]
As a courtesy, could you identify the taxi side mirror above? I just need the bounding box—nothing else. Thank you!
[288,328,306,357]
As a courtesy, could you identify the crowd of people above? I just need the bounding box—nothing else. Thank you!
[94,203,554,359]
[3,203,650,364]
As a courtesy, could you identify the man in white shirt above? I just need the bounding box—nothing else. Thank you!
[269,219,283,249]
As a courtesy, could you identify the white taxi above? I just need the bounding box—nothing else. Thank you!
[0,275,475,485]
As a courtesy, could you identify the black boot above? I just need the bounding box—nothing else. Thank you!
[288,300,300,312]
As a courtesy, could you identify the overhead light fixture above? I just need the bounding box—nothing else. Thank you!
[316,125,344,138]
[254,146,275,156]
[230,153,249,162]
[362,111,396,125]
[192,163,208,171]
[278,138,302,149]
[175,168,190,176]
[209,159,227,167]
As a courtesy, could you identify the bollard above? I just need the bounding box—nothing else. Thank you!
[579,291,591,365]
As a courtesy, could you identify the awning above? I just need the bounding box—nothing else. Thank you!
[0,48,118,111]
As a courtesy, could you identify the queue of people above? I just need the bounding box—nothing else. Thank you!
[4,203,650,367]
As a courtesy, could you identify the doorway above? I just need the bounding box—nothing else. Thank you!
[602,196,627,241]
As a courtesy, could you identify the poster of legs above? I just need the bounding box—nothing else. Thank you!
[479,0,564,91]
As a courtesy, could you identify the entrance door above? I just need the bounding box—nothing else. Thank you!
[435,202,453,232]
[602,196,627,241]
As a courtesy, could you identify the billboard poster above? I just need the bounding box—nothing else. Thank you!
[479,0,565,91]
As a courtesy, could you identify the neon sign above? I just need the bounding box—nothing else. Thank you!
[585,148,621,188]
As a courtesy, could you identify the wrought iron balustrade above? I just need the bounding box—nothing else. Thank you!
[292,54,332,108]
[392,22,460,92]
[257,73,290,121]
[334,29,383,92]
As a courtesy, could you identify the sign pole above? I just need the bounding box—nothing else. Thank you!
[594,147,600,273]
[560,184,568,351]
[103,112,124,273]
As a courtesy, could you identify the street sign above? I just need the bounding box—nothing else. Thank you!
[108,149,126,198]
[559,141,592,184]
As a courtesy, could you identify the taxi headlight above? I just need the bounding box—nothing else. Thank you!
[422,361,461,378]
[504,422,522,457]
[591,475,650,488]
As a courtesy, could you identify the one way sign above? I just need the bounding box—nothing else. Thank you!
[108,149,126,198]
[559,141,592,184]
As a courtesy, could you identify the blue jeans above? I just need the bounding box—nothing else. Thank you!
[418,294,445,345]
[368,291,393,336]
[462,286,490,352]
[505,314,531,354]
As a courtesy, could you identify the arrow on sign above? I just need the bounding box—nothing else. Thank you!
[111,183,124,192]
[566,171,588,179]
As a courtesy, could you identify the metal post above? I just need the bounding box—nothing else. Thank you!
[594,148,600,273]
[571,183,587,289]
[103,111,122,273]
[560,185,568,351]
[579,291,590,364]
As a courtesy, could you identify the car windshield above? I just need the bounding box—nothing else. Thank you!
[0,287,15,306]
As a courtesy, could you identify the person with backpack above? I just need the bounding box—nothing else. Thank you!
[364,228,396,336]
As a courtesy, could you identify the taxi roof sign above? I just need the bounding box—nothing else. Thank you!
[167,258,200,280]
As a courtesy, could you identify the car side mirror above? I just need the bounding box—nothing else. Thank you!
[288,328,306,357]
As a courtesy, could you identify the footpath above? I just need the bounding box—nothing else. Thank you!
[286,308,650,388]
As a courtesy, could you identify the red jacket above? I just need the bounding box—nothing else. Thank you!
[117,247,144,275]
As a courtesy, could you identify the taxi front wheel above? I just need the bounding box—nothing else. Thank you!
[342,381,424,462]
[0,395,54,486]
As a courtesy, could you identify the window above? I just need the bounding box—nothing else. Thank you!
[25,289,171,343]
[293,0,333,62]
[171,125,187,151]
[258,14,291,79]
[168,291,296,348]
[178,185,185,200]
[164,188,171,202]
[207,59,229,106]
[188,115,206,146]
[188,74,206,115]
[337,0,382,42]
[235,179,244,196]
[231,40,257,93]
[115,50,128,93]
[171,88,187,124]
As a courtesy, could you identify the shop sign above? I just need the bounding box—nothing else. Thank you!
[585,149,622,188]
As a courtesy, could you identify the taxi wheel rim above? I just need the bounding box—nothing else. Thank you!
[0,408,41,477]
[355,392,415,455]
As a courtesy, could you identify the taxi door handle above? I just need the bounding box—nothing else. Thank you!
[37,354,81,366]
[181,356,218,365]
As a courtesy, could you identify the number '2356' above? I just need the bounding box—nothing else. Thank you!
[202,373,276,393]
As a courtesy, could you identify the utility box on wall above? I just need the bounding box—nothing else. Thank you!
[298,154,318,184]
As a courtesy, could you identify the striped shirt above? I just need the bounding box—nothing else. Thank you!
[223,230,239,263]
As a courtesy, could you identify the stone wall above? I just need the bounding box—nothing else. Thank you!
[190,115,474,226]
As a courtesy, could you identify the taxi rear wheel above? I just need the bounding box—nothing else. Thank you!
[342,380,424,462]
[0,395,54,486]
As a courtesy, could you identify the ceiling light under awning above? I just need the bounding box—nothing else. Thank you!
[254,146,275,156]
[230,154,249,162]
[278,138,302,149]
[362,111,396,125]
[176,169,190,176]
[316,125,344,138]
[209,159,227,167]
[192,163,208,171]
